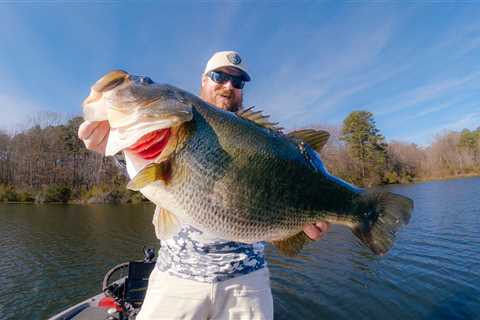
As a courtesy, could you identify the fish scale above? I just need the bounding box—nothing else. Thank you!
[164,106,351,242]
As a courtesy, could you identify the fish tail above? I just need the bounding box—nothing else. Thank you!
[351,191,413,255]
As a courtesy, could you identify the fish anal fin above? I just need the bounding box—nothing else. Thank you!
[287,129,330,153]
[127,160,172,191]
[271,231,313,257]
[152,206,181,240]
[236,106,283,133]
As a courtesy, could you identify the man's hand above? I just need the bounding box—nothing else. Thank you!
[303,221,330,240]
[78,120,110,155]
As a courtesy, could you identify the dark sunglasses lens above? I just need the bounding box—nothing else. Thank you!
[210,71,226,83]
[231,78,244,89]
[210,72,220,82]
[210,71,244,89]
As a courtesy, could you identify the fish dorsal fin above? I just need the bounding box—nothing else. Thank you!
[287,129,330,153]
[236,106,283,132]
[270,231,313,256]
[127,160,172,191]
[152,206,181,240]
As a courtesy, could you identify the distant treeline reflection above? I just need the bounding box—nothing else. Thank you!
[0,111,479,204]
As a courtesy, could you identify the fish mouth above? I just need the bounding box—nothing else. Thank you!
[83,70,194,156]
[127,128,171,160]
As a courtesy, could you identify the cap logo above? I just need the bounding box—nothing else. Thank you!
[227,53,241,65]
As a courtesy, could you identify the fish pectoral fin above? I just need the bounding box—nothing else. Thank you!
[152,206,181,240]
[271,232,313,257]
[287,129,330,153]
[127,160,172,191]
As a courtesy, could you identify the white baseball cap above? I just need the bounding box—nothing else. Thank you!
[204,51,251,81]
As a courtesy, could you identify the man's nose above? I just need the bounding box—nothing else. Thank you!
[222,80,234,89]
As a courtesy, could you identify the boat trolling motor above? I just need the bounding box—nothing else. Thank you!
[48,248,157,320]
[100,247,156,319]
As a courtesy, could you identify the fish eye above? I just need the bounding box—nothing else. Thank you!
[173,90,187,104]
[142,77,154,84]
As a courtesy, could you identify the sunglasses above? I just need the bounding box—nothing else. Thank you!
[207,71,245,89]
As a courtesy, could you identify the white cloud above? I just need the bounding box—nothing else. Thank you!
[411,102,456,118]
[249,8,402,129]
[372,71,480,116]
[443,112,480,131]
[0,93,70,134]
[435,20,480,57]
[397,111,480,146]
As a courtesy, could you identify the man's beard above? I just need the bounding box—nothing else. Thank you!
[217,89,242,112]
[200,85,243,112]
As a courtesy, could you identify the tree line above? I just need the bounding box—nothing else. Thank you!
[0,116,138,203]
[0,111,479,203]
[320,111,480,187]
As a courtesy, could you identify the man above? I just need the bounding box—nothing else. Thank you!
[79,51,329,320]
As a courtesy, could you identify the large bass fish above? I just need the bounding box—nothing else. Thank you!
[83,70,413,256]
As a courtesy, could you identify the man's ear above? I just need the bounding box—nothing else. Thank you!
[201,74,208,86]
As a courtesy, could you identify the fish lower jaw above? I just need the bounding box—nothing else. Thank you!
[82,93,109,121]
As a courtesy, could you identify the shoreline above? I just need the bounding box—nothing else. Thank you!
[2,174,478,205]
[412,173,480,183]
[1,200,151,205]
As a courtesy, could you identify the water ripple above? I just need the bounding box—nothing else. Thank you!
[1,178,480,319]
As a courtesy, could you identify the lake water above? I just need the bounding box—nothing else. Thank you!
[0,177,479,319]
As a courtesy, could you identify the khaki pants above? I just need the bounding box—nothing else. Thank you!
[136,267,274,320]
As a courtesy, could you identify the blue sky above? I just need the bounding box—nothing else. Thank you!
[0,2,479,146]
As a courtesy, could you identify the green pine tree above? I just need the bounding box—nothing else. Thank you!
[459,129,479,153]
[341,111,388,186]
